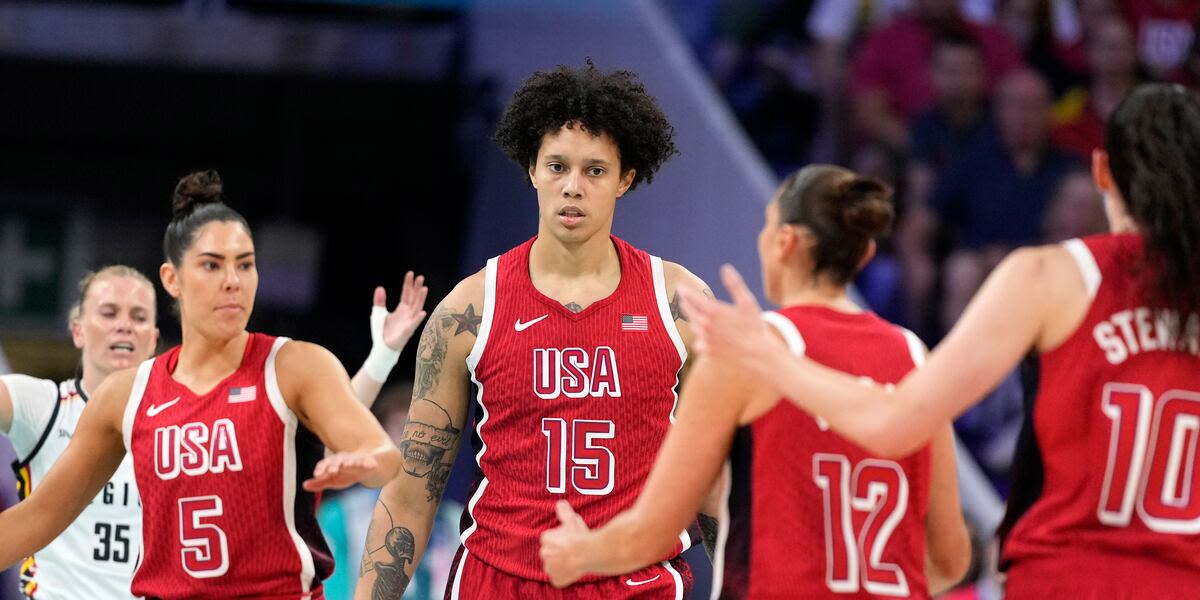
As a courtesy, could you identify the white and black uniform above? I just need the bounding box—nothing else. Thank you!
[3,375,139,599]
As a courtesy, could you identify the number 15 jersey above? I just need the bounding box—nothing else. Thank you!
[459,236,689,583]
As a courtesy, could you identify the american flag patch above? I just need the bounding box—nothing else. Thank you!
[621,314,649,331]
[228,386,257,403]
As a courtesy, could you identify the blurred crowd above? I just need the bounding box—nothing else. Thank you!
[667,0,1197,594]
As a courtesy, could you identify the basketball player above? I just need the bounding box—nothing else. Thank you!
[681,84,1200,598]
[0,266,157,599]
[0,262,423,600]
[0,170,411,598]
[354,61,712,599]
[540,165,970,598]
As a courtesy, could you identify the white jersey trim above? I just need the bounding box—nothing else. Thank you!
[465,257,498,372]
[461,257,497,556]
[761,311,806,356]
[900,328,927,367]
[449,547,470,600]
[650,256,688,426]
[122,358,156,454]
[1064,238,1102,300]
[122,358,155,590]
[709,462,733,600]
[651,256,695,550]
[264,336,316,594]
[661,559,684,600]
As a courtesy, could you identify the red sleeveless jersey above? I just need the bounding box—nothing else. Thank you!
[454,236,689,585]
[122,333,333,599]
[715,306,931,600]
[1002,234,1200,596]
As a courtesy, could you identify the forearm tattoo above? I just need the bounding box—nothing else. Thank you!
[400,399,461,502]
[362,503,416,599]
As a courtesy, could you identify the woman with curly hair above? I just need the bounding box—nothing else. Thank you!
[355,60,712,599]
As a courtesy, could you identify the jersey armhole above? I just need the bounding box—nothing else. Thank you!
[899,328,927,367]
[465,256,498,373]
[121,358,158,453]
[12,384,62,467]
[761,311,806,357]
[1063,238,1102,301]
[650,256,688,366]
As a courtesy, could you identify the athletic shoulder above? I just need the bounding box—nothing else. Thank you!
[662,261,709,292]
[445,267,487,311]
[0,374,58,403]
[661,261,711,320]
[90,366,141,431]
[997,244,1079,292]
[276,340,343,377]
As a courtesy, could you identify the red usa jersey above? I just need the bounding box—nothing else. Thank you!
[1002,234,1200,592]
[121,333,333,599]
[714,306,931,600]
[454,236,689,585]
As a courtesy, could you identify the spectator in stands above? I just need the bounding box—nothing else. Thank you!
[1052,15,1139,159]
[1121,0,1200,81]
[1042,169,1109,243]
[926,69,1078,332]
[848,0,1022,151]
[897,31,990,334]
[995,0,1087,94]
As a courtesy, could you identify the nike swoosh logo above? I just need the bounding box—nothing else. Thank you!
[625,574,661,587]
[514,315,549,332]
[146,397,181,417]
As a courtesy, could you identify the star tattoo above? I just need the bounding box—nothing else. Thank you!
[450,304,482,336]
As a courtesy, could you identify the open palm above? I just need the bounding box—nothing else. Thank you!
[375,271,429,351]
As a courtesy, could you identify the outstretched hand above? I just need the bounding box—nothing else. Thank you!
[679,264,782,375]
[539,500,592,588]
[374,271,429,351]
[303,452,380,492]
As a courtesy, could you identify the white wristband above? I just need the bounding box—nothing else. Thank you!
[362,306,400,382]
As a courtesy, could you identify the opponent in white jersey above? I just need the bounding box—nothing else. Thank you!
[0,266,158,599]
[0,264,427,599]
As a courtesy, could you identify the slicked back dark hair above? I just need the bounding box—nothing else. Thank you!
[493,59,678,192]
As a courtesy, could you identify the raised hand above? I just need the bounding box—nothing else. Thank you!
[302,452,381,492]
[375,271,429,352]
[679,264,782,376]
[539,500,591,588]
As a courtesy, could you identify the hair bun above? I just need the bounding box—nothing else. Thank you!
[172,170,225,219]
[839,177,894,238]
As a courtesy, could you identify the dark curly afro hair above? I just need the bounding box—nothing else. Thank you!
[493,59,678,192]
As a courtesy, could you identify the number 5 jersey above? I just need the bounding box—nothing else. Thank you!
[123,333,333,599]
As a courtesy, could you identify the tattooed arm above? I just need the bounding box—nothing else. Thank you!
[663,262,723,554]
[354,272,483,600]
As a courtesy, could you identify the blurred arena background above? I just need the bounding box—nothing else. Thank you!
[0,0,1194,598]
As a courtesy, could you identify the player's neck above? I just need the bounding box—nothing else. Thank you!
[777,275,860,313]
[79,369,103,399]
[529,231,619,280]
[174,329,250,390]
